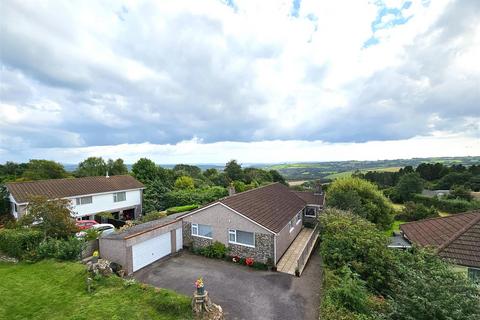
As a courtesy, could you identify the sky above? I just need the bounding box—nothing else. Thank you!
[0,0,479,164]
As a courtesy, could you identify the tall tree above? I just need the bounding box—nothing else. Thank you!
[21,160,67,181]
[131,158,159,183]
[224,160,244,181]
[173,164,202,179]
[75,157,107,177]
[269,169,287,185]
[394,173,424,202]
[107,158,128,175]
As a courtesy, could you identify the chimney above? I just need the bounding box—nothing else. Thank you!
[228,184,236,196]
[314,181,323,195]
[106,171,110,178]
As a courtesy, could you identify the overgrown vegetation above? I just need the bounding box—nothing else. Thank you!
[319,209,480,320]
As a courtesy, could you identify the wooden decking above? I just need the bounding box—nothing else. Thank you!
[276,227,318,275]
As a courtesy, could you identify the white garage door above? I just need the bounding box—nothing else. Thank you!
[132,232,171,272]
[175,227,183,252]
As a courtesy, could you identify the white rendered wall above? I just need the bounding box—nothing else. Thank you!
[70,189,141,217]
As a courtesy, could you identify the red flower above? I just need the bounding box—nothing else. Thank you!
[245,257,254,266]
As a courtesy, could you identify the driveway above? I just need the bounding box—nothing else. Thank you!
[134,251,322,320]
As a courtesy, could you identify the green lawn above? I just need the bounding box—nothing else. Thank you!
[0,260,192,320]
[384,220,406,236]
[324,166,403,180]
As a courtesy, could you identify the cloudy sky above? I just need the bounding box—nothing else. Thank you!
[0,0,479,164]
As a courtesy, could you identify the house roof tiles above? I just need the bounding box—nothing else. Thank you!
[6,175,144,203]
[219,183,308,233]
[400,210,480,268]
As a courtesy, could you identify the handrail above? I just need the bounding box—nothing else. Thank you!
[296,223,319,275]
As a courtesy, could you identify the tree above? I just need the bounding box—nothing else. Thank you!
[269,170,287,185]
[319,209,397,294]
[394,173,424,202]
[415,162,448,181]
[19,196,77,239]
[131,158,158,183]
[107,158,128,175]
[75,157,107,177]
[224,160,244,181]
[174,176,195,190]
[327,177,394,229]
[436,172,472,189]
[142,180,170,213]
[173,164,202,179]
[21,160,67,181]
[450,185,473,201]
[396,201,439,221]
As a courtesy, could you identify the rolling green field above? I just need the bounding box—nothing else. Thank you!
[264,156,480,181]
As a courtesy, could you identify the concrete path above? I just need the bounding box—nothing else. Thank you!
[134,251,322,320]
[277,228,315,275]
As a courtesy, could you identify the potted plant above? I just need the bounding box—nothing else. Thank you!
[195,277,205,295]
[92,250,99,263]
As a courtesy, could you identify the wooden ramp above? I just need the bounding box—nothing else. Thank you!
[276,227,318,276]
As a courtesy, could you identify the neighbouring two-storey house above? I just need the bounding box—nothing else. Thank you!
[5,175,144,221]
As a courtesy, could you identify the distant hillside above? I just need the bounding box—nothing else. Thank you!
[262,156,480,181]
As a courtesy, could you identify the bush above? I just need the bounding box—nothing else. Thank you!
[139,211,167,223]
[165,204,199,215]
[37,237,85,261]
[327,177,394,229]
[395,201,439,221]
[200,241,229,259]
[413,194,480,213]
[0,229,43,258]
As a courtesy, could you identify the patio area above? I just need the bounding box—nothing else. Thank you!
[276,225,319,275]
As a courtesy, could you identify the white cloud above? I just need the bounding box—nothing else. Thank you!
[0,0,479,162]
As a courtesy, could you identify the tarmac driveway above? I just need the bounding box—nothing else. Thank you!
[134,251,322,320]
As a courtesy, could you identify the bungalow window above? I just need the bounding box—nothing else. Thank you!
[468,268,480,283]
[289,218,295,233]
[113,192,126,202]
[305,207,316,217]
[191,223,212,239]
[228,229,255,247]
[75,196,92,205]
[13,203,18,212]
[296,212,302,224]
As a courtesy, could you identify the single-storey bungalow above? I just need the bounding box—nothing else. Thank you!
[5,175,144,221]
[400,210,480,282]
[100,182,324,274]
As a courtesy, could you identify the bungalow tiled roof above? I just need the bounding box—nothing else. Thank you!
[6,175,144,203]
[219,183,308,233]
[400,210,480,268]
[293,191,325,206]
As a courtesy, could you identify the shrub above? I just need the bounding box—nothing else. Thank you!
[327,177,394,229]
[412,194,480,213]
[84,228,102,241]
[165,204,199,215]
[200,241,229,259]
[139,211,167,223]
[319,209,397,295]
[0,229,43,258]
[251,261,268,270]
[37,237,85,261]
[395,201,439,221]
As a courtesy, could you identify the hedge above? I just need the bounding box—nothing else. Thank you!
[412,194,480,213]
[0,229,43,258]
[166,204,199,215]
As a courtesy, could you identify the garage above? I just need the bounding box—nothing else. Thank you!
[99,213,185,274]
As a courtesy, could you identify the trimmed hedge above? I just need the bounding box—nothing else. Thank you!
[0,229,43,258]
[412,194,480,213]
[166,204,199,215]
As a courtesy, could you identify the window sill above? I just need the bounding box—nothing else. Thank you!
[304,215,316,218]
[229,241,255,249]
[192,234,213,240]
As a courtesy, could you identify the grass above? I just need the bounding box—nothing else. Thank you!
[0,260,192,320]
[384,220,406,236]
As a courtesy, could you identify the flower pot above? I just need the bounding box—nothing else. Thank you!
[196,286,205,295]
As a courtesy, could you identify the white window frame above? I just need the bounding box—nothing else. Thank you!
[191,223,213,239]
[75,196,92,205]
[228,229,255,248]
[113,192,126,202]
[304,207,317,217]
[296,212,302,225]
[468,267,480,283]
[289,218,295,233]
